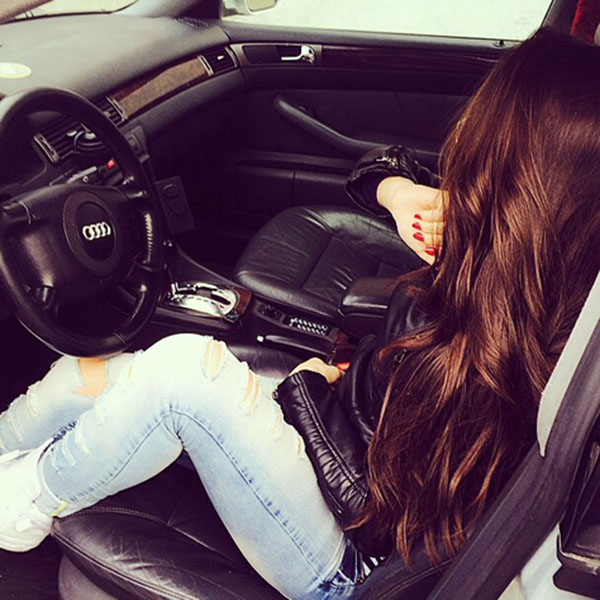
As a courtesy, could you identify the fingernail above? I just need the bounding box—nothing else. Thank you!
[412,222,422,231]
[336,361,351,372]
[425,246,437,256]
[413,232,425,242]
[414,214,422,220]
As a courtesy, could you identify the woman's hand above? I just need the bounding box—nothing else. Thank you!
[377,176,445,264]
[289,357,344,385]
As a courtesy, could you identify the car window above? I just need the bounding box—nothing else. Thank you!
[13,0,136,19]
[223,0,553,41]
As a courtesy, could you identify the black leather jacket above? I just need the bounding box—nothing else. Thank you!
[275,283,429,556]
[275,145,438,556]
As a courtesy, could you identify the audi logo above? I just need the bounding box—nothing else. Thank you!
[81,221,112,241]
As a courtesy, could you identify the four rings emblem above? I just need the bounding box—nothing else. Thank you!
[81,221,112,241]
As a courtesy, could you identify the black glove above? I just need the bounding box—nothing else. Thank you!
[345,145,440,217]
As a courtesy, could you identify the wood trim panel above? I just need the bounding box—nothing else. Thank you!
[112,56,210,118]
[321,45,499,76]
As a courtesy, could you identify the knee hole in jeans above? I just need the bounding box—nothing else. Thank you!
[243,371,261,415]
[75,422,90,456]
[269,407,284,440]
[204,339,226,380]
[77,358,108,399]
[6,411,24,443]
[25,383,41,417]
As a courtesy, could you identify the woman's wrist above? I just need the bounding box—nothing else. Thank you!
[376,176,416,212]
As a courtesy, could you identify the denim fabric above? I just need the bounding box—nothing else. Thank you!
[0,354,133,454]
[2,335,366,599]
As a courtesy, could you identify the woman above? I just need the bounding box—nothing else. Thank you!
[0,28,599,599]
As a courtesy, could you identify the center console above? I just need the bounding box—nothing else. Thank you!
[150,243,352,364]
[148,174,356,364]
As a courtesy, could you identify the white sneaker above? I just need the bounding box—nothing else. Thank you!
[0,444,53,552]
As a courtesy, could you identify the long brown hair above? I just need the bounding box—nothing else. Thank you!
[359,28,600,563]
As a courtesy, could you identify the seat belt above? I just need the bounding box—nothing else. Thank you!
[428,271,600,600]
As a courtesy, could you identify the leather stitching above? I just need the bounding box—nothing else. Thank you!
[66,505,166,525]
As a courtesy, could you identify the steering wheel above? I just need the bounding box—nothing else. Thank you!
[0,88,164,357]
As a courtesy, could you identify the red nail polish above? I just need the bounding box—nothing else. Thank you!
[425,247,437,256]
[414,214,422,220]
[412,222,422,231]
[413,232,425,242]
[336,361,351,372]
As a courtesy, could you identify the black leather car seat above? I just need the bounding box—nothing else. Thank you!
[54,463,448,600]
[55,463,285,600]
[232,205,422,323]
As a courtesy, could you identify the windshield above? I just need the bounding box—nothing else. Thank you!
[13,0,137,19]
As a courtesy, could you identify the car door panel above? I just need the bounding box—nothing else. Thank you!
[215,88,466,224]
[173,25,507,268]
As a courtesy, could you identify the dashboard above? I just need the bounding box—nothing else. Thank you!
[0,15,230,99]
[0,14,245,200]
[0,13,248,321]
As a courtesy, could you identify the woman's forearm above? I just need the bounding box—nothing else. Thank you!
[376,176,416,212]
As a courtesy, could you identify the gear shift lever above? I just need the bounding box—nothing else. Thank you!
[164,281,239,318]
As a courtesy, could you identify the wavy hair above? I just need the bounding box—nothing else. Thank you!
[358,28,600,563]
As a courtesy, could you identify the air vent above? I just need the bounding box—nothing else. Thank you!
[36,114,78,163]
[34,97,125,164]
[203,47,236,75]
[96,97,126,125]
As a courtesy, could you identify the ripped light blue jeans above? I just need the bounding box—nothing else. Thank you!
[0,334,367,599]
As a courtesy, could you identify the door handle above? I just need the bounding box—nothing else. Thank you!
[280,45,316,64]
